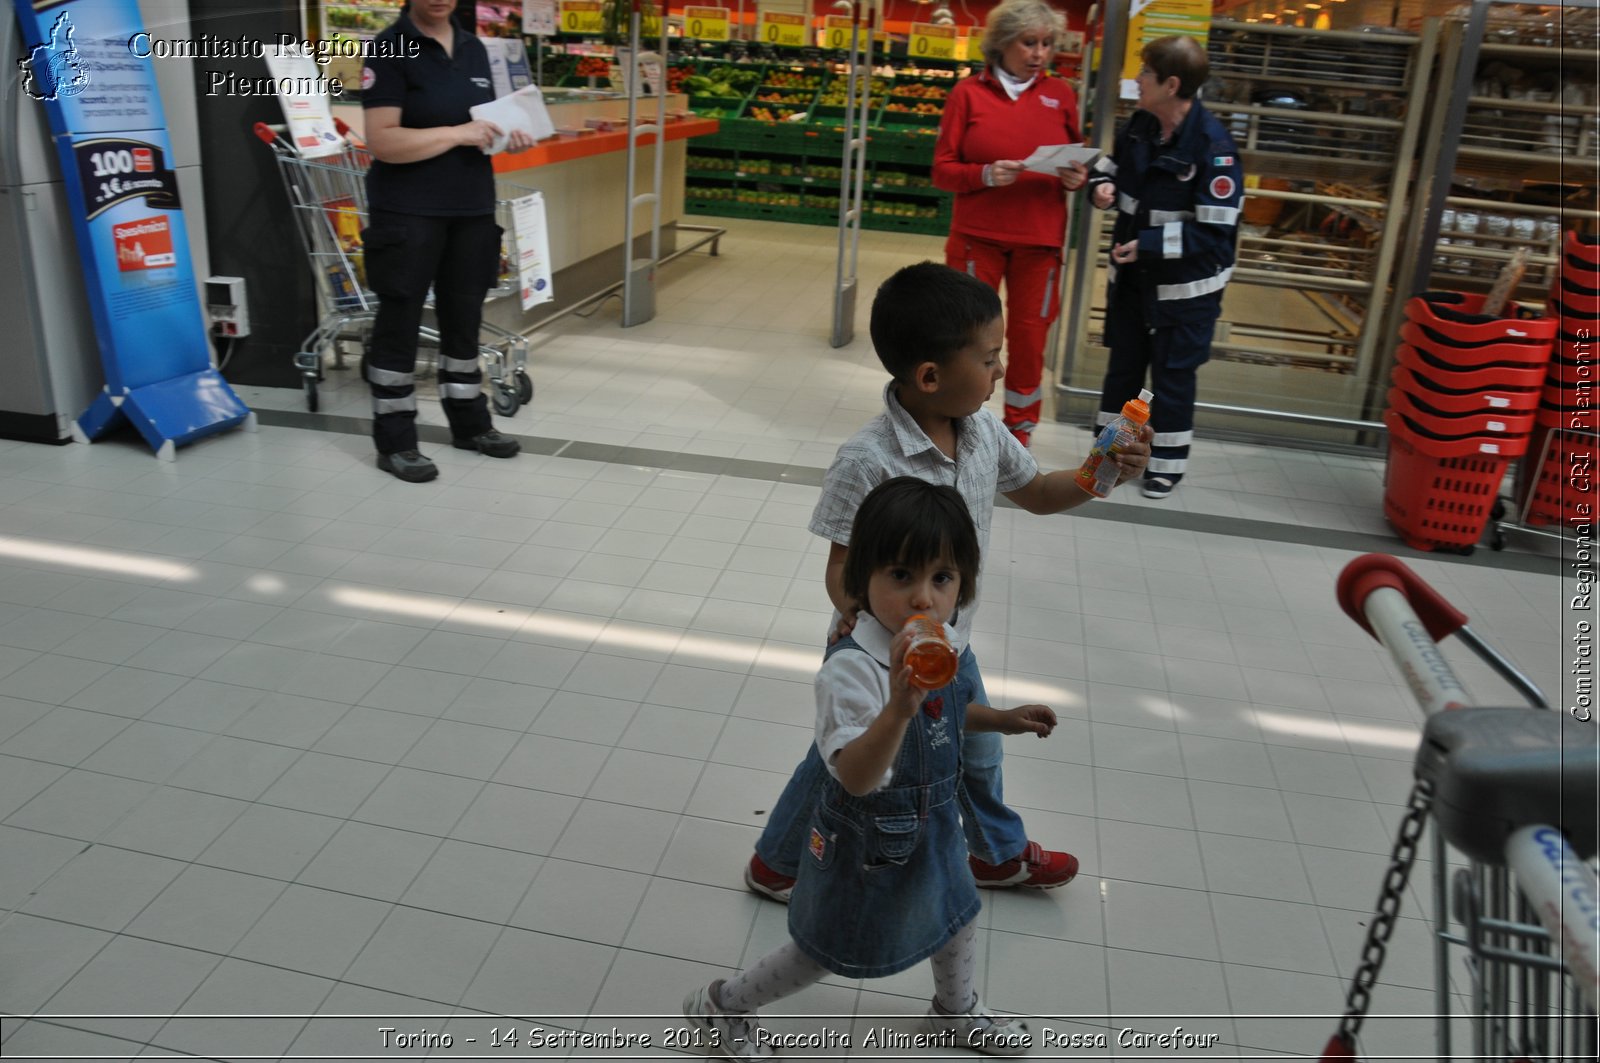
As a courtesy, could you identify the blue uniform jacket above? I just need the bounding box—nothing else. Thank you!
[1089,99,1242,327]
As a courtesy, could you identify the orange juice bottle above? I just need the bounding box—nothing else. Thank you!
[1075,388,1152,498]
[904,614,958,690]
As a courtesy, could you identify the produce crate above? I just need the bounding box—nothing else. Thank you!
[877,106,944,127]
[714,116,814,152]
[759,65,826,93]
[865,128,937,165]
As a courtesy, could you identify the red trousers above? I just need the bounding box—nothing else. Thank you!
[945,232,1062,437]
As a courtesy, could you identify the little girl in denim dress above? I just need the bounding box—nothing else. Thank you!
[683,478,1058,1061]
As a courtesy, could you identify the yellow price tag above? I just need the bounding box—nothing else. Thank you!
[1123,0,1210,86]
[908,21,957,60]
[821,14,854,50]
[684,5,730,40]
[559,0,604,34]
[760,11,808,48]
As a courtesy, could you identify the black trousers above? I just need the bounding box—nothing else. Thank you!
[1099,281,1216,480]
[362,210,500,454]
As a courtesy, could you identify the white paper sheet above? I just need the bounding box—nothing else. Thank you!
[263,46,343,159]
[470,85,557,155]
[511,192,554,311]
[1018,143,1102,175]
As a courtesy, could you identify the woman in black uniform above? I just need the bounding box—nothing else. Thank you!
[360,0,534,482]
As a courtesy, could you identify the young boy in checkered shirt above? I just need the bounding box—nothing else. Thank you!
[745,261,1152,901]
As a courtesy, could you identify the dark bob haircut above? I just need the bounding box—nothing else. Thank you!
[842,477,980,614]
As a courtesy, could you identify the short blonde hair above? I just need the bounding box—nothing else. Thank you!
[980,0,1065,67]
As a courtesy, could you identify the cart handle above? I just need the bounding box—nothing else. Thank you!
[252,121,279,145]
[1506,824,1600,1009]
[1337,553,1467,643]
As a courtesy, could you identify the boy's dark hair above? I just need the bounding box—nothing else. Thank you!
[1142,35,1208,99]
[843,477,980,613]
[869,262,1002,382]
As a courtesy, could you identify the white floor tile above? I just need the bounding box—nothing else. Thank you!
[0,214,1573,1049]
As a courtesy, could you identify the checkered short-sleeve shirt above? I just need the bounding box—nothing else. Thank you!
[808,382,1039,645]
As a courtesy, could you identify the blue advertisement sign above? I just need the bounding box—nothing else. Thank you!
[14,0,250,457]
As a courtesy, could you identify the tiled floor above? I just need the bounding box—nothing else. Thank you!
[0,217,1580,1061]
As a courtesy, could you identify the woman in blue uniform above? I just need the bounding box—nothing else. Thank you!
[1086,35,1242,499]
[360,0,533,482]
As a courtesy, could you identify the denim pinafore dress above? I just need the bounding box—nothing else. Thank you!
[787,635,982,978]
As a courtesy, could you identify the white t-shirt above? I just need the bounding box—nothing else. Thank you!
[814,612,960,792]
[807,382,1039,650]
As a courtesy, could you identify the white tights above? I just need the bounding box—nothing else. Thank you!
[716,921,978,1015]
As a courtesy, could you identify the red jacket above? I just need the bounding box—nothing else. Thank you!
[932,69,1081,249]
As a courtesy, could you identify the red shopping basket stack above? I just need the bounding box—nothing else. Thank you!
[1522,231,1600,525]
[1385,291,1555,551]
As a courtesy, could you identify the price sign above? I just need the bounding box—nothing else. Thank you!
[684,5,730,40]
[908,21,957,59]
[1121,0,1210,96]
[821,14,854,50]
[524,0,557,36]
[760,11,808,48]
[559,0,604,35]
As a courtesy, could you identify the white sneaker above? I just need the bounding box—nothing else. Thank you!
[927,995,1033,1055]
[682,979,774,1061]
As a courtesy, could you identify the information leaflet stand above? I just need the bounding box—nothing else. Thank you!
[830,2,873,348]
[12,0,251,460]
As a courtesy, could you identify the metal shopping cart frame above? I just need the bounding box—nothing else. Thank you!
[1322,554,1598,1062]
[254,119,534,417]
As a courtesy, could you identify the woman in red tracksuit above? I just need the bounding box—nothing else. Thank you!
[933,0,1087,448]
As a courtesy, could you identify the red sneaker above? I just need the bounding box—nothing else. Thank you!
[744,853,795,904]
[969,841,1078,889]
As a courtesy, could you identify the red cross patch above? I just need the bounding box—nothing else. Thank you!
[1209,175,1236,200]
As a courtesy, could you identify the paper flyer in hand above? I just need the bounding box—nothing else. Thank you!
[470,85,557,154]
[1019,143,1101,175]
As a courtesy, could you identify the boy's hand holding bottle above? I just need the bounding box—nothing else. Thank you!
[1076,390,1155,497]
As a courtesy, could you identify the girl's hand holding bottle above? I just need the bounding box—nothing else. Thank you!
[886,624,930,721]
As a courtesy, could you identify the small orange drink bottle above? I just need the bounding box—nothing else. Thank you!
[904,614,958,690]
[1075,388,1153,498]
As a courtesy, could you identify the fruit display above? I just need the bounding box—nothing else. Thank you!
[763,70,823,90]
[818,76,891,107]
[681,57,971,234]
[868,200,940,219]
[890,82,948,100]
[747,105,804,122]
[682,65,761,100]
[326,2,402,32]
[667,65,695,93]
[871,170,933,188]
[754,91,813,107]
[575,55,610,77]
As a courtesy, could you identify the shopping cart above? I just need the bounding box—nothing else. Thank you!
[1321,554,1598,1062]
[253,119,534,416]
